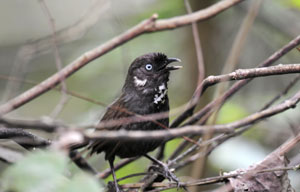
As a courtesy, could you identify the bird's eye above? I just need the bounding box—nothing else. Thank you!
[145,64,153,71]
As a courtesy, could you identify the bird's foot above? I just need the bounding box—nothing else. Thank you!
[107,181,124,192]
[149,163,179,187]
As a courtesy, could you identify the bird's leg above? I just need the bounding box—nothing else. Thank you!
[108,158,122,192]
[144,154,179,185]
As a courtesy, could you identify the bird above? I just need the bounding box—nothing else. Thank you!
[88,52,181,191]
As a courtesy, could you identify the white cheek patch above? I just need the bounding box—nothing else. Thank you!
[154,83,167,104]
[134,76,147,87]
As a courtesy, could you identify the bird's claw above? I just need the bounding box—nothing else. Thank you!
[149,163,180,187]
[107,181,123,192]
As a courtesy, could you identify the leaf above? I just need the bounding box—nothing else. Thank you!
[1,150,104,192]
[227,152,295,192]
[2,150,67,192]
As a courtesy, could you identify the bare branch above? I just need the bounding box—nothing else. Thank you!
[130,133,300,191]
[1,0,109,102]
[0,127,50,150]
[97,157,139,179]
[0,0,244,116]
[0,117,61,132]
[168,35,300,162]
[1,63,300,132]
[88,63,300,129]
[261,74,300,110]
[184,34,300,126]
[118,164,300,191]
[150,0,244,31]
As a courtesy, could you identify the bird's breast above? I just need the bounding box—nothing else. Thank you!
[153,83,167,105]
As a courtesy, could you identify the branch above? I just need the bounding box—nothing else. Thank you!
[118,164,300,191]
[183,34,300,126]
[97,157,139,179]
[1,0,109,102]
[261,74,300,110]
[0,127,50,150]
[85,88,300,141]
[84,63,300,129]
[2,74,299,143]
[167,35,300,162]
[202,63,300,87]
[39,0,69,118]
[0,0,244,116]
[150,0,244,31]
[184,0,205,85]
[1,63,300,132]
[125,133,300,191]
[0,117,62,132]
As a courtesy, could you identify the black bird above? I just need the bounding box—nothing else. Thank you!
[89,52,181,191]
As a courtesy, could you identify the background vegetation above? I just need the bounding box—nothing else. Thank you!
[0,0,300,191]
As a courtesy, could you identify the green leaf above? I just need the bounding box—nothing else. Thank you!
[2,150,67,192]
[1,150,104,192]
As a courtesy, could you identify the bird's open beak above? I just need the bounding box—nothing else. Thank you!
[166,57,182,71]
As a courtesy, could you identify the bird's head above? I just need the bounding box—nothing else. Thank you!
[123,52,181,95]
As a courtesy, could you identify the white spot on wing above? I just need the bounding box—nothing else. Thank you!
[134,76,147,87]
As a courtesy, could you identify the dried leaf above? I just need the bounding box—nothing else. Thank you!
[227,152,294,192]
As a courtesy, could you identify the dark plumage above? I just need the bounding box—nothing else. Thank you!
[88,52,181,191]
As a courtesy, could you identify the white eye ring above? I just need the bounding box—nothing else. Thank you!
[145,64,153,71]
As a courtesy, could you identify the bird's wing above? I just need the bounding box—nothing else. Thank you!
[88,94,132,155]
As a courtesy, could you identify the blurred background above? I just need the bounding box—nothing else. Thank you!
[0,0,300,191]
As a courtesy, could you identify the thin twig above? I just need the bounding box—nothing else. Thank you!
[214,0,262,99]
[117,172,148,182]
[184,0,205,85]
[97,157,139,179]
[39,0,69,118]
[1,0,109,103]
[261,74,300,110]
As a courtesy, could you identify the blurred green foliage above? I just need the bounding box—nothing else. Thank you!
[217,101,267,143]
[1,150,104,192]
[132,0,185,23]
[217,102,248,124]
[289,0,300,9]
[105,157,145,184]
